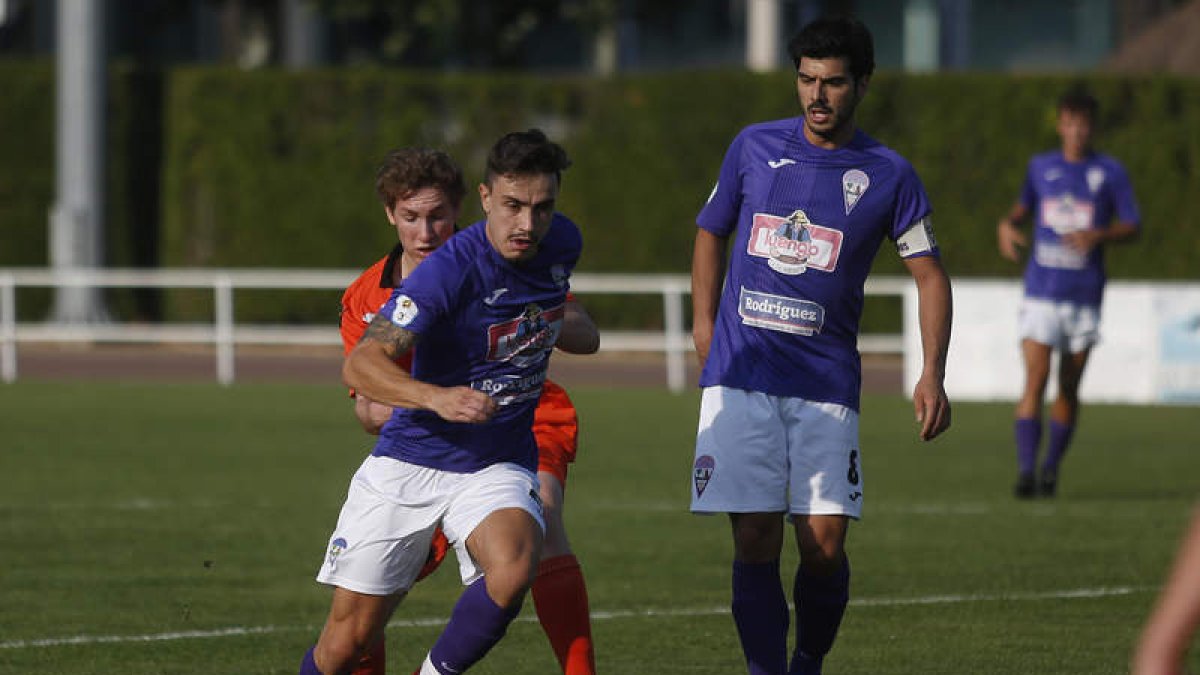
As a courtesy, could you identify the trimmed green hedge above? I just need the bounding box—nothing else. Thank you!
[0,61,54,268]
[0,61,163,319]
[3,63,1197,324]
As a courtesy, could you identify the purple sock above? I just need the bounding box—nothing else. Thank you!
[790,557,850,674]
[1041,419,1075,475]
[427,577,522,673]
[298,646,322,675]
[732,559,789,675]
[1014,418,1042,475]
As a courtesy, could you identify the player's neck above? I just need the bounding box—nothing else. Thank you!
[803,122,857,150]
[399,253,420,281]
[1061,145,1091,163]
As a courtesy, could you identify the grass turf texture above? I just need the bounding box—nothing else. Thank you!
[1,382,1197,674]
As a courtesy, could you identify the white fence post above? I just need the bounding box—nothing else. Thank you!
[214,274,235,385]
[1,273,16,383]
[663,282,686,393]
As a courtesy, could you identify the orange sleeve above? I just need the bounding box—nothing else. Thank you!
[341,258,410,397]
[340,258,391,356]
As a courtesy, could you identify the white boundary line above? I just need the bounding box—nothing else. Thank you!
[0,585,1148,650]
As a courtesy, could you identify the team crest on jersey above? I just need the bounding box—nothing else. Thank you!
[1086,167,1105,194]
[748,210,843,275]
[693,454,715,498]
[486,302,565,367]
[842,169,870,214]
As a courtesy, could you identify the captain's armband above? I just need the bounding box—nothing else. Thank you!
[895,216,937,258]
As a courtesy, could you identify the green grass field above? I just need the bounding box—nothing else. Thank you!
[1,381,1197,674]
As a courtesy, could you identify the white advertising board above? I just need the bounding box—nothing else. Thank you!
[903,280,1200,405]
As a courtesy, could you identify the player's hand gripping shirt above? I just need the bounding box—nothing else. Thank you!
[371,214,581,473]
[697,118,938,411]
[1018,150,1140,307]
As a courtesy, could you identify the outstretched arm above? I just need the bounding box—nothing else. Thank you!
[902,254,952,441]
[1133,506,1200,675]
[344,315,495,424]
[691,228,728,369]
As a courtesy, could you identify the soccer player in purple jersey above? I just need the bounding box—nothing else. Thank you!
[997,89,1140,499]
[689,16,952,675]
[299,130,581,675]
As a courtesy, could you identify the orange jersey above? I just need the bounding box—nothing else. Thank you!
[340,249,580,479]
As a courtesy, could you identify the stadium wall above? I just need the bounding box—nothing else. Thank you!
[1,63,1197,324]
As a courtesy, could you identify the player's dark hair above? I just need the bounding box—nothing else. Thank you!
[1057,87,1099,120]
[484,128,572,186]
[787,15,876,82]
[375,148,465,210]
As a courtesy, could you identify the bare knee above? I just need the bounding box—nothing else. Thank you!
[731,513,785,562]
[469,508,542,609]
[538,472,573,559]
[313,589,400,674]
[484,556,538,608]
[795,516,848,575]
[314,634,363,675]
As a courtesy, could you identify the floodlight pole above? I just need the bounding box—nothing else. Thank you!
[50,0,109,323]
[746,0,781,72]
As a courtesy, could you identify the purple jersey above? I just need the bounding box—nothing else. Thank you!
[371,214,581,473]
[1018,150,1140,307]
[698,118,937,410]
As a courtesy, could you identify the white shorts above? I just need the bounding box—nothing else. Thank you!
[690,386,863,519]
[315,455,544,595]
[1018,297,1100,353]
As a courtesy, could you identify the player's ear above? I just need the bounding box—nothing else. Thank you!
[383,204,397,226]
[855,73,871,98]
[478,182,491,214]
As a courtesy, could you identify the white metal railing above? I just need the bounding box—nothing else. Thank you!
[0,268,907,391]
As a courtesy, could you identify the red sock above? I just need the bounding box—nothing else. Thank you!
[531,554,595,675]
[350,637,386,675]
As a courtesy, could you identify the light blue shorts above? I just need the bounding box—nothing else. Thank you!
[690,386,862,518]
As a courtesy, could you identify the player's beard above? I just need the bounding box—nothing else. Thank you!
[804,91,861,145]
[805,104,852,143]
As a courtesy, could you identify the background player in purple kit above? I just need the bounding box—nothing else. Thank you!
[996,88,1140,498]
[299,130,580,675]
[689,16,952,675]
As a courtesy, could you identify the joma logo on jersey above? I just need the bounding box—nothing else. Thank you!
[486,302,565,366]
[748,210,843,275]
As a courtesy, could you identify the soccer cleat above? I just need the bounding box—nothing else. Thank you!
[789,652,823,675]
[1013,472,1036,499]
[1037,471,1058,498]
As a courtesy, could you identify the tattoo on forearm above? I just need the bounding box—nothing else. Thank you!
[361,315,418,359]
